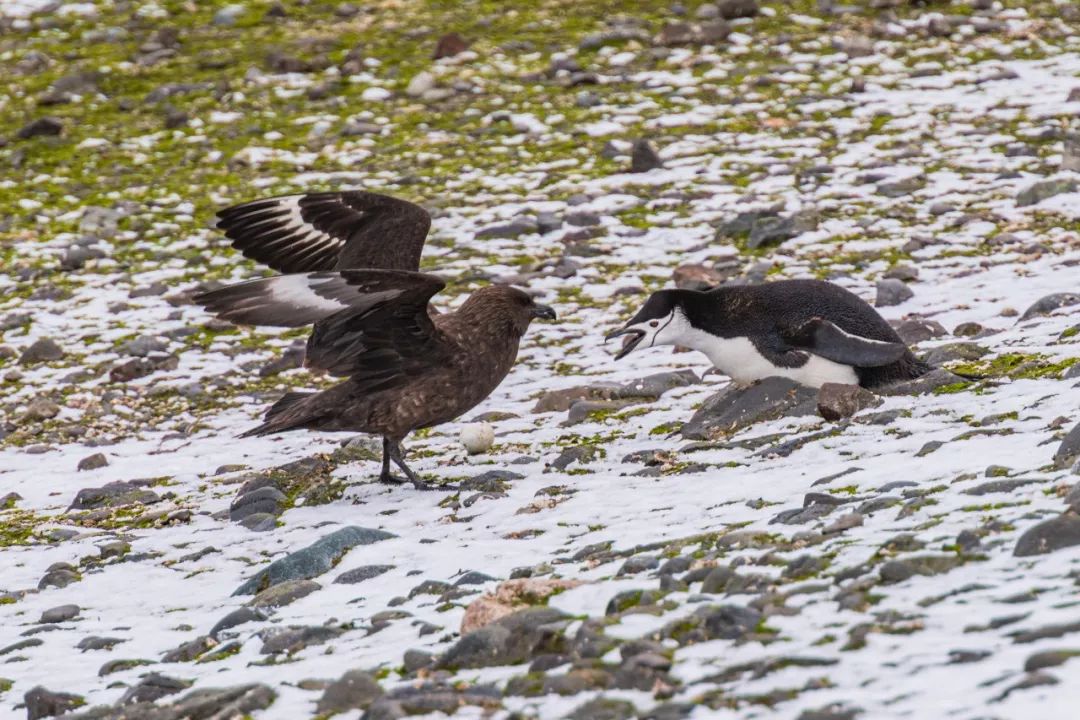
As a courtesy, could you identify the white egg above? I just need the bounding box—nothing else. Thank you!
[459,423,495,455]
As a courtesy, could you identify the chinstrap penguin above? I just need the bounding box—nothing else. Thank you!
[605,279,930,389]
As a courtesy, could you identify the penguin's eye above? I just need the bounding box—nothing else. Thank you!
[649,320,659,328]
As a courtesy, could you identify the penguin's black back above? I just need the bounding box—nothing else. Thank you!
[687,279,929,388]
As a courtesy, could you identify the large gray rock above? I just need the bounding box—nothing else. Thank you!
[233,526,396,595]
[1014,515,1080,557]
[681,377,817,440]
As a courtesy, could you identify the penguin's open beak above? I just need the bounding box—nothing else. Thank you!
[605,326,646,360]
[531,304,557,321]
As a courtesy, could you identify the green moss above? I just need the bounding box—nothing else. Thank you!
[951,353,1078,380]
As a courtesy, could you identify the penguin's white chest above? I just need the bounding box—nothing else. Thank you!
[680,330,858,388]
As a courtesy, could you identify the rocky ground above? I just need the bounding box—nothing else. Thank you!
[1,0,1080,718]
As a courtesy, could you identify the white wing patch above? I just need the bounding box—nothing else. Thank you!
[269,274,352,314]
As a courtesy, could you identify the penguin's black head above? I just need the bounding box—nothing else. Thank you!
[605,289,688,360]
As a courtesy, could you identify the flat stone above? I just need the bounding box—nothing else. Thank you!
[878,369,967,396]
[229,486,287,521]
[922,342,989,366]
[76,453,108,471]
[1020,293,1080,321]
[1016,178,1077,207]
[39,604,79,624]
[233,526,396,595]
[334,564,395,584]
[533,384,620,413]
[681,377,817,440]
[19,337,64,364]
[69,481,160,510]
[259,625,345,654]
[1024,649,1080,672]
[209,607,268,638]
[118,673,192,705]
[248,579,321,609]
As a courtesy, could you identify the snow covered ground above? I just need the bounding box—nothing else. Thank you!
[1,1,1079,719]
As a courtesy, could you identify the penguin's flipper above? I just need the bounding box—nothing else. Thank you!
[783,318,907,368]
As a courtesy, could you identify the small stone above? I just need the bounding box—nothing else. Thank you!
[1016,178,1077,207]
[248,579,321,609]
[19,337,64,364]
[1063,133,1080,172]
[1020,293,1080,321]
[259,625,345,655]
[25,686,84,720]
[433,32,469,60]
[883,264,918,281]
[405,71,436,98]
[119,673,192,705]
[17,117,64,139]
[1054,422,1080,470]
[334,564,395,585]
[618,555,659,575]
[893,318,946,345]
[630,139,663,173]
[953,322,983,337]
[717,0,759,19]
[77,453,108,471]
[161,635,217,663]
[747,216,797,249]
[673,263,726,290]
[39,604,79,624]
[1014,515,1080,557]
[1024,649,1080,672]
[209,607,268,638]
[459,422,495,455]
[24,397,61,421]
[212,4,245,26]
[316,669,384,714]
[875,278,914,307]
[817,383,882,421]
